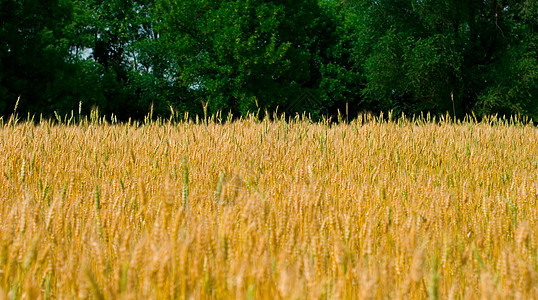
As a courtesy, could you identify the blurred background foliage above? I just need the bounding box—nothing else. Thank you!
[0,0,536,120]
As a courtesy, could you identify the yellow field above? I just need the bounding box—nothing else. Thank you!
[0,115,537,299]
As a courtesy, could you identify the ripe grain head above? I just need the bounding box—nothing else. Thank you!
[0,116,536,298]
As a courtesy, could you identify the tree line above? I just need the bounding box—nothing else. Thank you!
[1,0,536,120]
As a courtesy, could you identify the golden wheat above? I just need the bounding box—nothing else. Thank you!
[0,114,536,299]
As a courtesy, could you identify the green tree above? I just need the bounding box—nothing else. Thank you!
[476,0,538,119]
[0,0,77,116]
[352,0,537,118]
[70,0,179,119]
[157,0,338,117]
[319,0,366,117]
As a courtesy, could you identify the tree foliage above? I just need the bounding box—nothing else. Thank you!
[0,0,536,120]
[157,0,341,117]
[353,0,538,118]
[0,0,76,115]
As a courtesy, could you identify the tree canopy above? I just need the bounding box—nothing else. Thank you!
[1,0,536,120]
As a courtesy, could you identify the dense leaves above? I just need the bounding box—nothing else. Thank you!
[354,0,538,118]
[0,0,76,115]
[157,0,339,116]
[0,0,536,120]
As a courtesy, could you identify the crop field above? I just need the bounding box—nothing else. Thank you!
[0,115,537,299]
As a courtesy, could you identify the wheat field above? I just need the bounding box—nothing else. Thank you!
[0,114,537,299]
